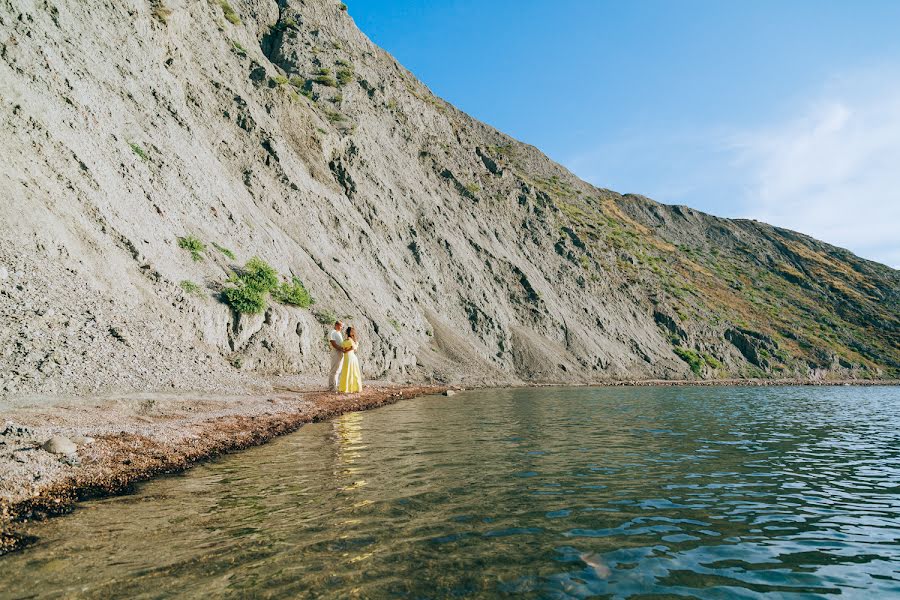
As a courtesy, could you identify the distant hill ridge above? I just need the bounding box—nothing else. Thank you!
[0,0,897,398]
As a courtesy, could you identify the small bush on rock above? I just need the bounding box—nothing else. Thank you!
[315,309,338,325]
[231,41,247,56]
[180,280,202,295]
[314,68,337,87]
[219,0,240,24]
[178,235,206,261]
[236,257,279,293]
[212,242,236,260]
[673,346,704,376]
[272,277,314,308]
[130,143,149,161]
[336,67,353,86]
[223,284,266,314]
[151,2,172,23]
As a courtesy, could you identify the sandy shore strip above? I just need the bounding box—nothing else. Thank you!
[0,382,447,555]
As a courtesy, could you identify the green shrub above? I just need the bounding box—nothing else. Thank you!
[336,67,353,86]
[231,41,247,56]
[272,277,314,308]
[325,110,343,123]
[389,318,401,331]
[271,75,289,86]
[703,353,722,369]
[130,143,149,161]
[180,280,202,295]
[336,58,351,67]
[212,242,236,260]
[673,346,704,376]
[338,2,348,12]
[289,76,305,88]
[236,257,279,292]
[222,257,277,314]
[223,284,266,314]
[314,68,337,87]
[219,0,240,24]
[178,235,206,261]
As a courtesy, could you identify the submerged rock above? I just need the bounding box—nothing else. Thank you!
[41,436,77,455]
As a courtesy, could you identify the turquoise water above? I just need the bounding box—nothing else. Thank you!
[3,386,900,599]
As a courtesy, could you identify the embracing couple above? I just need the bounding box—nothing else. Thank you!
[328,320,363,393]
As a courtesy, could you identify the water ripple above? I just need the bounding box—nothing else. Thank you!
[3,385,900,598]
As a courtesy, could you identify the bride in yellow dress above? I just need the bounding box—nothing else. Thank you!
[338,326,363,393]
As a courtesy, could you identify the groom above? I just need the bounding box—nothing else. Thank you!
[327,320,345,391]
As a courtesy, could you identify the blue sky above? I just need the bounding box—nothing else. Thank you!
[348,1,900,268]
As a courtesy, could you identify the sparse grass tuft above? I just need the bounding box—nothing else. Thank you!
[231,41,247,56]
[180,280,203,295]
[212,242,236,260]
[272,277,314,308]
[315,309,338,325]
[130,143,149,161]
[178,235,206,261]
[336,67,353,86]
[218,0,240,24]
[325,110,344,123]
[151,2,172,23]
[389,318,401,331]
[673,346,704,376]
[314,68,337,87]
[271,75,289,86]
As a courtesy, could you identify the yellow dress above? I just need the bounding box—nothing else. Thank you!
[338,339,362,393]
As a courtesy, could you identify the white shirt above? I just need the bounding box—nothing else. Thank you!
[329,329,344,351]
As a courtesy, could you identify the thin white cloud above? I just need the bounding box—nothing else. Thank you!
[564,71,900,269]
[732,74,900,269]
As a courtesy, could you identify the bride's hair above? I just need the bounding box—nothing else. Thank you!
[346,326,357,341]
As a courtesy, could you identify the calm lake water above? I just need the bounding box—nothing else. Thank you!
[3,386,900,599]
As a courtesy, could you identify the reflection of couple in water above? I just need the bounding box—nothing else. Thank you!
[327,320,362,393]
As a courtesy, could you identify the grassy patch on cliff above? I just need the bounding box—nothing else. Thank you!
[222,258,315,314]
[218,1,240,25]
[178,235,206,262]
[271,277,314,308]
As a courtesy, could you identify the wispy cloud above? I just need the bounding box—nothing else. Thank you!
[564,70,900,269]
[732,72,900,268]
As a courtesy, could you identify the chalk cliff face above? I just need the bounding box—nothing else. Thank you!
[0,0,897,398]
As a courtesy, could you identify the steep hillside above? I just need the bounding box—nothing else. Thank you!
[1,0,897,399]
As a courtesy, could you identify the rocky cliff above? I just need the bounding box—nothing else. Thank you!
[1,0,897,399]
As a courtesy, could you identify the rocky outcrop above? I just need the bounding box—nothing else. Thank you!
[0,0,897,399]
